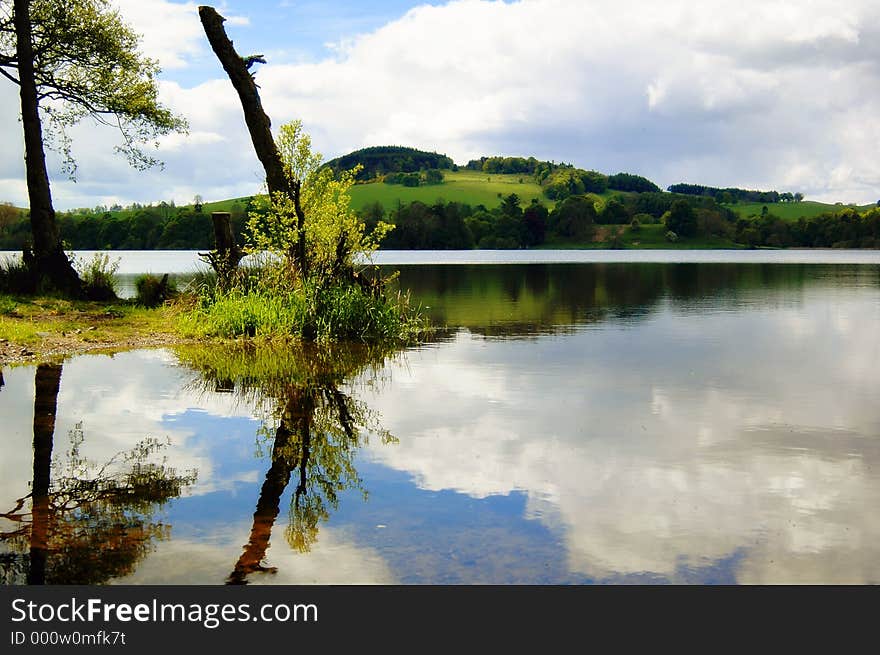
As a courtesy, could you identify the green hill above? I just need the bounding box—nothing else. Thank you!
[325,146,453,182]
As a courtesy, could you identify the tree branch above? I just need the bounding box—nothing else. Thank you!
[0,66,19,85]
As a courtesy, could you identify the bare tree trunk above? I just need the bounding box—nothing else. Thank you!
[199,212,243,291]
[13,0,81,296]
[198,5,308,278]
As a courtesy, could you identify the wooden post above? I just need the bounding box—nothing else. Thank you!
[211,212,237,255]
[199,211,242,291]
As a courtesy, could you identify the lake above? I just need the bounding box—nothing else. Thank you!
[1,251,879,584]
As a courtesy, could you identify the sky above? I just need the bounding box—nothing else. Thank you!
[2,0,880,209]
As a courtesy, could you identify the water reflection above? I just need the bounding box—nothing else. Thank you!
[175,343,396,585]
[1,263,878,584]
[0,363,196,585]
[392,263,880,336]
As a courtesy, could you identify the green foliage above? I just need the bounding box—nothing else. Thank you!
[0,0,187,174]
[549,195,597,240]
[542,168,608,200]
[324,146,453,182]
[601,198,630,224]
[664,200,698,238]
[607,173,661,193]
[246,120,393,283]
[0,294,17,315]
[182,120,425,343]
[667,183,784,204]
[179,279,426,342]
[733,206,880,248]
[74,252,119,300]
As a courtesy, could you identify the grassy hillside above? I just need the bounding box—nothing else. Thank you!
[201,197,251,213]
[349,170,550,211]
[726,200,875,221]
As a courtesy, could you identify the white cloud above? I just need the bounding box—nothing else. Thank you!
[112,1,206,70]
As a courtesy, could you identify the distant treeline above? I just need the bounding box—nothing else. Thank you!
[358,192,737,249]
[1,194,878,252]
[0,201,249,251]
[667,183,803,204]
[359,193,880,250]
[464,155,661,200]
[324,146,454,182]
[383,169,444,187]
[735,207,880,248]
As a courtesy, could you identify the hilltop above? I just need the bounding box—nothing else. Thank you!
[324,146,453,182]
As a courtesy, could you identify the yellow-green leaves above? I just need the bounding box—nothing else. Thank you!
[247,119,393,282]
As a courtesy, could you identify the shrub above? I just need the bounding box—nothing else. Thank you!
[76,252,119,301]
[0,258,34,294]
[630,218,641,232]
[0,295,18,315]
[665,230,679,243]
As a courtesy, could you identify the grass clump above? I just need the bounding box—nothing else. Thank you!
[75,253,120,301]
[135,273,178,307]
[0,258,35,295]
[178,271,426,343]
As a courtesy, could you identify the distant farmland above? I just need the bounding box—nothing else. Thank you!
[726,200,875,221]
[348,170,548,211]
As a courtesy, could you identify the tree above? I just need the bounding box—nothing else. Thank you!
[193,194,204,213]
[246,120,392,283]
[664,199,697,238]
[601,198,630,224]
[500,193,522,219]
[0,0,185,294]
[794,192,804,203]
[523,202,548,246]
[550,195,597,240]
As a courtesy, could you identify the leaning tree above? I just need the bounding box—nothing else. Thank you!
[0,0,185,294]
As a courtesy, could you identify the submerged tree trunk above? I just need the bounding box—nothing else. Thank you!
[198,5,308,278]
[29,363,62,585]
[13,0,81,296]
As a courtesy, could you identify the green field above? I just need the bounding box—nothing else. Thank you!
[726,200,874,221]
[349,170,548,211]
[201,197,251,213]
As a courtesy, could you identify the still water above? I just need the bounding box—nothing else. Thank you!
[2,258,879,584]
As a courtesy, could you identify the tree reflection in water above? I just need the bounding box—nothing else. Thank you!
[0,363,197,585]
[175,342,397,585]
